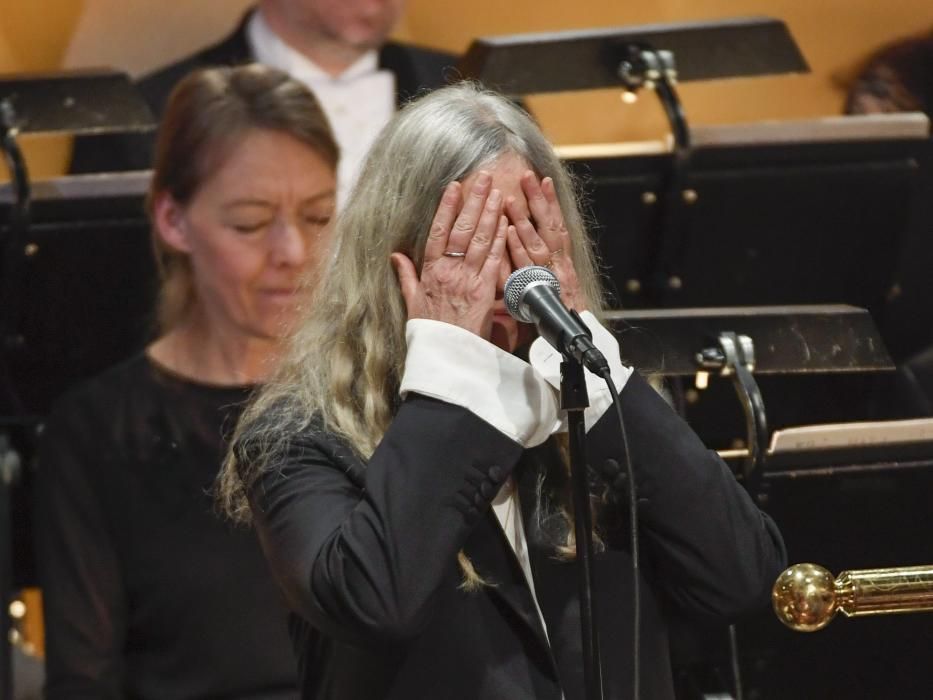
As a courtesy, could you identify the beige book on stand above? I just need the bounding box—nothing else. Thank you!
[766,417,933,469]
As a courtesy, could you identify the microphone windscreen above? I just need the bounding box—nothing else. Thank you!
[504,265,561,323]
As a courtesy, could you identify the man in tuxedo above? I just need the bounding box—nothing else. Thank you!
[72,0,456,202]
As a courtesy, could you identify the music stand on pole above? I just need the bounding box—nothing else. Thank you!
[459,15,807,146]
[0,68,155,698]
[460,16,810,321]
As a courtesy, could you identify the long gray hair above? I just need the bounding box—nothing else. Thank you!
[218,82,605,524]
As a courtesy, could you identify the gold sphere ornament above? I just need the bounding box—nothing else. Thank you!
[772,562,933,632]
[772,563,837,632]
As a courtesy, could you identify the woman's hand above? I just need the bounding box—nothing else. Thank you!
[504,171,585,312]
[391,172,508,340]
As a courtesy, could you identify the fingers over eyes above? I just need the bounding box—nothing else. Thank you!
[447,171,492,255]
[506,224,533,268]
[523,172,567,251]
[464,189,504,269]
[424,181,462,261]
[480,216,509,282]
[506,192,550,263]
[425,170,571,278]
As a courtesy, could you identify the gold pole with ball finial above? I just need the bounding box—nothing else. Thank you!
[773,563,933,631]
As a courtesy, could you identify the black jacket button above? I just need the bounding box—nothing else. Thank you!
[602,458,621,478]
[479,480,496,499]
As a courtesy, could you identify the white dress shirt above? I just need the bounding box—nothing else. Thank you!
[247,10,396,207]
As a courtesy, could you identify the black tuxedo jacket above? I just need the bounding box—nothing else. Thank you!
[70,10,457,173]
[248,371,786,700]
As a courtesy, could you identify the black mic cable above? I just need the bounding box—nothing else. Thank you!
[598,367,640,700]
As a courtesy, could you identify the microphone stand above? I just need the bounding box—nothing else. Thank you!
[561,359,604,700]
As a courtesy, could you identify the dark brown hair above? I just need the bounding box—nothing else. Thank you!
[149,63,338,331]
[845,28,933,115]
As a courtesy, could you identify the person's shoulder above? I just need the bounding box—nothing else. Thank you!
[240,404,363,476]
[49,354,151,417]
[385,40,457,64]
[241,401,328,453]
[135,10,254,116]
[381,40,457,72]
[380,40,459,98]
[40,354,155,460]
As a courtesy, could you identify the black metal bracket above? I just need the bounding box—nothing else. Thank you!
[697,332,769,498]
[617,45,689,153]
[616,45,695,302]
[695,332,768,700]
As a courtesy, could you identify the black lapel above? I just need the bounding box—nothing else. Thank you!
[377,41,458,107]
[340,434,560,676]
[462,506,558,675]
[378,42,419,107]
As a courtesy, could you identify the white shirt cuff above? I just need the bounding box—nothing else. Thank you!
[399,320,561,447]
[527,310,633,432]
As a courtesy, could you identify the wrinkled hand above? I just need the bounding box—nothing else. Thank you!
[504,171,585,312]
[391,172,508,340]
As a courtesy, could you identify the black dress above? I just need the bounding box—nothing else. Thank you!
[35,353,298,699]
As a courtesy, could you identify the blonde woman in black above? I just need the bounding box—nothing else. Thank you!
[37,64,338,699]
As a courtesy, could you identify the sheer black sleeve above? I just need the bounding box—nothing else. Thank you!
[35,391,126,699]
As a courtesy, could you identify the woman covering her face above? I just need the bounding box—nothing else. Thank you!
[219,82,787,700]
[36,64,337,699]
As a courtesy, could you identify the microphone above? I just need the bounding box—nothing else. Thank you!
[504,266,610,376]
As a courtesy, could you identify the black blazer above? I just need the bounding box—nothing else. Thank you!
[70,10,458,173]
[247,371,786,700]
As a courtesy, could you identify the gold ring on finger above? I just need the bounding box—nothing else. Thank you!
[546,248,564,268]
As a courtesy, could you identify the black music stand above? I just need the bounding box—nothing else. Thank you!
[0,69,154,135]
[605,303,912,699]
[460,16,808,93]
[608,304,933,699]
[0,68,155,698]
[460,16,807,148]
[559,115,931,362]
[610,304,892,377]
[608,304,895,486]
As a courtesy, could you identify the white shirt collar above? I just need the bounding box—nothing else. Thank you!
[245,8,396,207]
[247,8,380,83]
